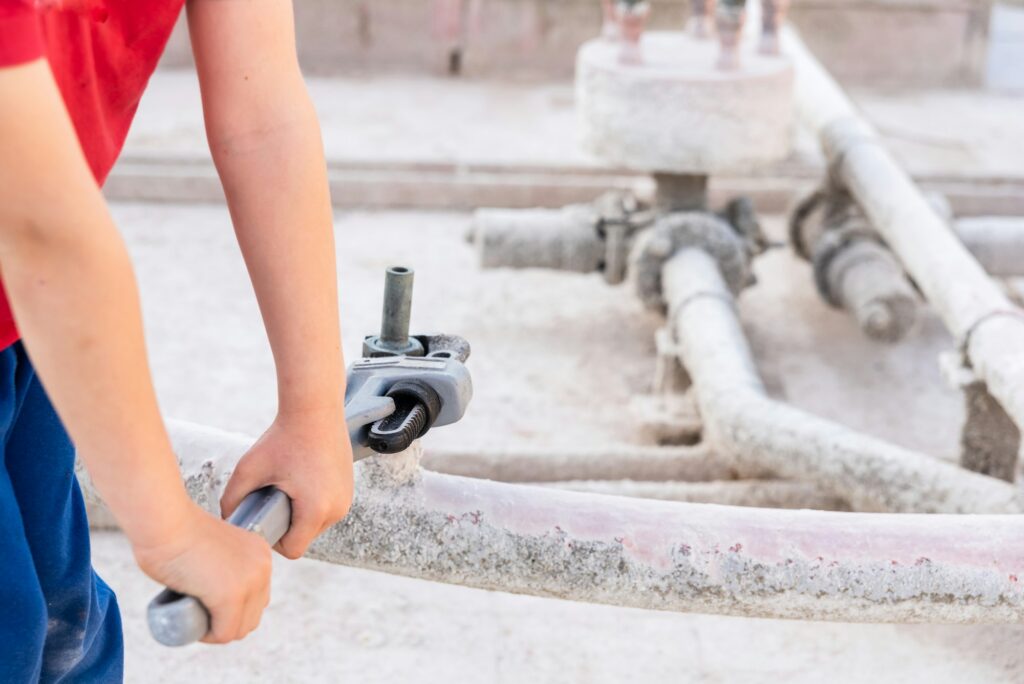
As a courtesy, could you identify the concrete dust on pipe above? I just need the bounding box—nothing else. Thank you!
[75,420,1024,624]
[661,248,1021,514]
[784,27,1024,466]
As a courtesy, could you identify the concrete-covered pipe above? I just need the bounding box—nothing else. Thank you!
[956,217,1024,278]
[471,206,603,272]
[420,443,743,482]
[538,479,850,510]
[81,420,1024,624]
[825,240,919,343]
[662,248,1021,514]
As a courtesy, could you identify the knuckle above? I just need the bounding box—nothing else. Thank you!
[227,587,247,606]
[208,625,233,644]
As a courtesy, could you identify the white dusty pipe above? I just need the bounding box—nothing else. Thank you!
[663,248,1021,514]
[785,27,1024,447]
[955,218,1024,278]
[420,443,748,482]
[81,420,1024,623]
[538,479,850,510]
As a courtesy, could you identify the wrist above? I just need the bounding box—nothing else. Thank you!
[123,486,198,554]
[97,442,199,552]
[276,392,345,427]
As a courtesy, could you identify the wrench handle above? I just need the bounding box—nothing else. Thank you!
[146,486,292,646]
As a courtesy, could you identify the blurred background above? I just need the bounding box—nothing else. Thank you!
[93,1,1024,681]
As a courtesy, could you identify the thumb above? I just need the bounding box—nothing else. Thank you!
[220,458,266,520]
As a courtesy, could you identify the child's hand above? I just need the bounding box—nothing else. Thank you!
[133,505,273,644]
[220,409,354,560]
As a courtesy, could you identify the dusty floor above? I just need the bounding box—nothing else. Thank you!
[87,203,1024,683]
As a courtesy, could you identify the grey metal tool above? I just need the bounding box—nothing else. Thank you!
[148,266,474,647]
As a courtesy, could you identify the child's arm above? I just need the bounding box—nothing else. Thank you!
[187,0,354,559]
[0,60,272,644]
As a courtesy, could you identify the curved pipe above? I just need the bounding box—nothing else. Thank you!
[79,420,1024,623]
[663,248,1021,514]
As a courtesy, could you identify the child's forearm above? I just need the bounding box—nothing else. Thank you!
[0,61,193,548]
[201,86,343,416]
[187,0,353,557]
[217,109,343,416]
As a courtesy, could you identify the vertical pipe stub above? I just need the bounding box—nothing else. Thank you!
[362,266,426,357]
[381,266,414,344]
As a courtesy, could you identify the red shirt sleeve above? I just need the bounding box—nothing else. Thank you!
[0,1,44,67]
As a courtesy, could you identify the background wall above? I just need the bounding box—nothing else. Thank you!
[159,0,991,86]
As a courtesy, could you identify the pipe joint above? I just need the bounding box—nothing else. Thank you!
[631,206,763,312]
[789,182,920,342]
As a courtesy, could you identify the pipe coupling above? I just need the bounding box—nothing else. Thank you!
[631,199,763,312]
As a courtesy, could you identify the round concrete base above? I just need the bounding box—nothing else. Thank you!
[576,32,794,174]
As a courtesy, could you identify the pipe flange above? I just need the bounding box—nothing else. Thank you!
[790,181,884,307]
[630,211,754,312]
[362,335,426,358]
[788,187,827,260]
[593,191,657,285]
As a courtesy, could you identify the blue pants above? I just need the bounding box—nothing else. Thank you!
[0,343,123,683]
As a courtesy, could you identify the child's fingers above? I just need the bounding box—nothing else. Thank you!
[219,457,265,519]
[275,499,318,560]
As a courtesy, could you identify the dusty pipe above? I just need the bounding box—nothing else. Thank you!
[790,189,920,343]
[663,248,1021,514]
[538,479,850,510]
[955,218,1024,278]
[471,206,603,272]
[83,420,1024,623]
[420,443,746,482]
[826,240,919,343]
[785,28,1024,454]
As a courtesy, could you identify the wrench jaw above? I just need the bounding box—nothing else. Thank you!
[345,355,473,457]
[356,267,474,455]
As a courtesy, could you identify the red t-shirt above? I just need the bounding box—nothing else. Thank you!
[0,0,183,349]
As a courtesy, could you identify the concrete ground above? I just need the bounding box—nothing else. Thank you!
[90,203,1024,682]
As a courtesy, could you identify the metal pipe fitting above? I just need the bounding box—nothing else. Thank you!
[362,266,425,357]
[381,266,414,345]
[652,172,708,212]
[824,239,920,343]
[790,186,920,343]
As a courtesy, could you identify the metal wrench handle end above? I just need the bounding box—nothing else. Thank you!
[146,486,292,647]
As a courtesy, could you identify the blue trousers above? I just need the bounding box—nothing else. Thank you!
[0,343,123,683]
